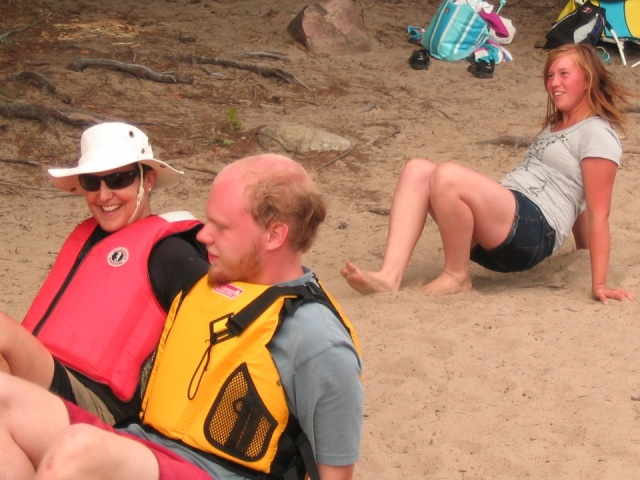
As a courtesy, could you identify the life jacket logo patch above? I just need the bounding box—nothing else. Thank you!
[107,247,129,267]
[213,283,243,298]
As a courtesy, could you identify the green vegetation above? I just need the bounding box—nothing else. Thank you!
[226,106,242,131]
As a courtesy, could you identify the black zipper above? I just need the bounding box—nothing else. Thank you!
[32,226,106,336]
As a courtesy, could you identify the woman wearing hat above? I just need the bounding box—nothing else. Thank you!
[0,122,209,425]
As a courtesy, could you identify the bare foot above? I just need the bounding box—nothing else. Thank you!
[340,262,396,295]
[422,271,472,296]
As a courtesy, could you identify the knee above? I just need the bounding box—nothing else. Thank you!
[430,162,465,194]
[401,158,437,184]
[38,425,105,478]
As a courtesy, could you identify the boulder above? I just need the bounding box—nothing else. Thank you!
[288,0,370,55]
[258,122,351,154]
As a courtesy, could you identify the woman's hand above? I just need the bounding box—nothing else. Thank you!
[593,283,635,305]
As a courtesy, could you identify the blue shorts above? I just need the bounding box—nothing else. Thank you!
[470,190,556,273]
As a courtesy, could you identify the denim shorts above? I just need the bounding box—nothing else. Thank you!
[470,190,556,273]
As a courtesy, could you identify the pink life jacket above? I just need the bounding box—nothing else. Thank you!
[22,212,202,401]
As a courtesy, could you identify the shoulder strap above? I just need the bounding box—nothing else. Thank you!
[226,284,318,336]
[225,282,328,480]
[208,281,339,480]
[293,429,320,480]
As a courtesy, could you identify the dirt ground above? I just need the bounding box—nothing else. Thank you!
[2,0,640,479]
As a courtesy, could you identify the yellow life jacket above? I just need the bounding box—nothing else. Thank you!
[140,275,361,479]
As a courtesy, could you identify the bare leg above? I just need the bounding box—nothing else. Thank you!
[0,373,160,480]
[0,311,55,388]
[341,159,437,294]
[424,162,516,295]
[0,373,71,479]
[35,424,159,479]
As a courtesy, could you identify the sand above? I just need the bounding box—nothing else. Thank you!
[1,0,640,478]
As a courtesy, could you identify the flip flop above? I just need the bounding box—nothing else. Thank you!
[409,48,430,70]
[468,59,495,79]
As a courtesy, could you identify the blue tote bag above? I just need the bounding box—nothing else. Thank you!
[422,0,505,61]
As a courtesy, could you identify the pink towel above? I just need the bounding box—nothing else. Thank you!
[479,11,509,38]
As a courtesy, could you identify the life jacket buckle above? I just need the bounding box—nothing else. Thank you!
[210,313,236,345]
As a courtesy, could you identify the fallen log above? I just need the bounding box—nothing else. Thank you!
[13,71,73,104]
[191,56,297,83]
[68,58,194,84]
[0,101,102,126]
[0,19,43,44]
[178,55,308,88]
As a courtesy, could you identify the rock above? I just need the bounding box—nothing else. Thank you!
[258,122,351,154]
[288,0,370,55]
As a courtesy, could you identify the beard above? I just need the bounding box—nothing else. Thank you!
[207,241,263,287]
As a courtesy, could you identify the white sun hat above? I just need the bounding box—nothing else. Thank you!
[48,122,183,194]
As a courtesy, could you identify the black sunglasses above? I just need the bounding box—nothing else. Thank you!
[78,170,140,192]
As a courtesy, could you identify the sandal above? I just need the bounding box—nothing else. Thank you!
[409,48,430,70]
[468,59,495,79]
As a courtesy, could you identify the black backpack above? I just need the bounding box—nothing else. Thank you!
[544,1,607,50]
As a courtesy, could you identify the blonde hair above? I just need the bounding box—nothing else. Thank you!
[543,43,637,132]
[243,158,326,253]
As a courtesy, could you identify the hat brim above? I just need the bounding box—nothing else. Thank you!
[48,158,183,194]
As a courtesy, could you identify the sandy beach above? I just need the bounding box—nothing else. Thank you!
[2,0,640,478]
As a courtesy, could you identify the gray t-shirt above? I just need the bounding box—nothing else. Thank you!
[123,269,364,479]
[500,117,621,251]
